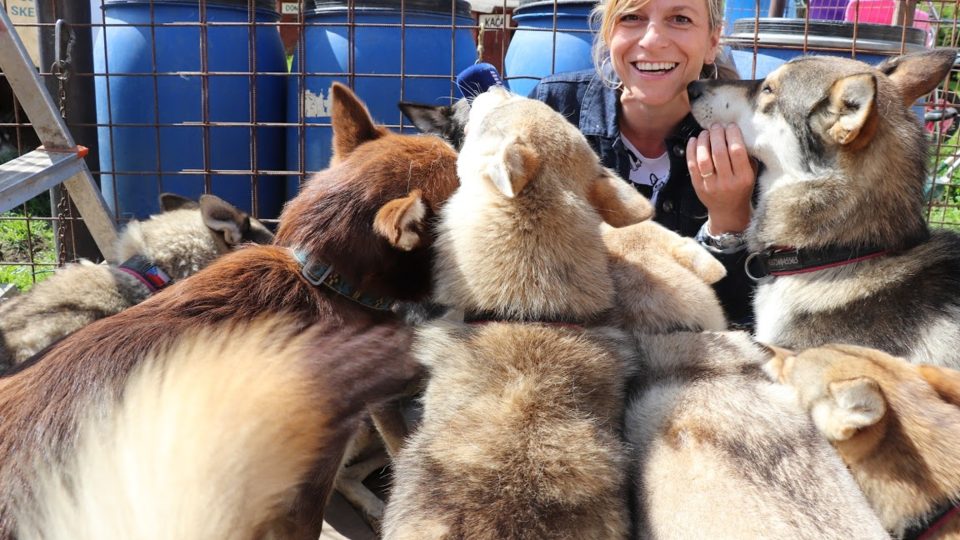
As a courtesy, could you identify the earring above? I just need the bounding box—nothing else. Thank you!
[708,62,718,80]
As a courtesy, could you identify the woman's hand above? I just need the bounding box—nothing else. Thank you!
[687,123,756,234]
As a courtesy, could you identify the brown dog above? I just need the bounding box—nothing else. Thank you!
[766,344,960,539]
[14,316,418,540]
[0,83,459,539]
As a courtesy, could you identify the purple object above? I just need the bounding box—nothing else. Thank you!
[456,62,506,100]
[808,0,848,20]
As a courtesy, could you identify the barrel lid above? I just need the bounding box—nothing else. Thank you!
[728,18,926,53]
[307,0,473,16]
[103,0,278,12]
[517,0,599,8]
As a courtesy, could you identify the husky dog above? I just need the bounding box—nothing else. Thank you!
[603,221,727,333]
[399,98,470,151]
[688,49,960,367]
[383,88,654,539]
[401,99,729,334]
[0,193,273,369]
[0,83,460,539]
[626,331,888,538]
[766,344,960,539]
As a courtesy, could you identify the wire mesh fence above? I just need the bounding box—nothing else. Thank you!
[0,0,957,291]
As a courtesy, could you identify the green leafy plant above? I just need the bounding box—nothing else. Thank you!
[0,209,56,292]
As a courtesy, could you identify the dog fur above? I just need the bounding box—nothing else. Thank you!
[383,88,654,539]
[400,96,728,334]
[688,49,960,367]
[13,316,419,540]
[766,343,960,538]
[399,98,470,152]
[626,331,888,539]
[603,221,727,333]
[0,82,460,539]
[0,193,273,369]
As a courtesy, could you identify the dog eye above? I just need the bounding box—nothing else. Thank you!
[761,84,773,94]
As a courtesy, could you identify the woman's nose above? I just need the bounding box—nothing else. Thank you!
[637,21,667,48]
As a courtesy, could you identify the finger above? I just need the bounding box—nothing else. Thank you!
[687,136,704,192]
[725,124,753,182]
[695,130,714,182]
[709,124,733,180]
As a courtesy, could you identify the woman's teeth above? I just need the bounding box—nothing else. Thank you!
[633,62,678,73]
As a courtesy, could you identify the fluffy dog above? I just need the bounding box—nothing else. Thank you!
[626,331,888,539]
[0,82,460,539]
[401,98,728,334]
[0,193,273,369]
[603,221,727,333]
[766,344,960,539]
[383,87,653,539]
[688,48,960,367]
[14,316,419,540]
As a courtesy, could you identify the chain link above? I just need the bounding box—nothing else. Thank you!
[50,61,68,120]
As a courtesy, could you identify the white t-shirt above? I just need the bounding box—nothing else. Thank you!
[621,136,670,205]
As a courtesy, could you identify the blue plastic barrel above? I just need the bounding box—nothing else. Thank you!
[503,0,597,98]
[94,0,286,220]
[722,0,797,34]
[286,0,476,198]
[727,19,927,78]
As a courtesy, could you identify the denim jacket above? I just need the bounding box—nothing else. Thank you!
[530,69,755,326]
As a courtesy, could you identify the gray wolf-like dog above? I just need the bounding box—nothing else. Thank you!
[688,48,960,367]
[383,87,654,539]
[0,193,273,369]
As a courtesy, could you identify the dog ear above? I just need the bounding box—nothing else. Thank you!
[917,364,960,408]
[876,48,956,106]
[821,377,886,441]
[331,82,389,163]
[760,344,796,383]
[159,192,199,212]
[199,194,250,246]
[824,73,877,147]
[398,102,453,137]
[587,168,655,227]
[373,189,427,251]
[486,136,540,198]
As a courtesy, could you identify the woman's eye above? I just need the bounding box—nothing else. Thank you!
[673,15,692,24]
[620,13,642,23]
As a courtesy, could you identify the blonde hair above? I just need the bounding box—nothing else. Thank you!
[591,0,725,86]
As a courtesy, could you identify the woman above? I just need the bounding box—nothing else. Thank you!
[531,0,756,326]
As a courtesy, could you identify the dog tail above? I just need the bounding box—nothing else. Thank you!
[14,316,329,540]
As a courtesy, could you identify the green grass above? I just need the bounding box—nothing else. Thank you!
[0,209,56,292]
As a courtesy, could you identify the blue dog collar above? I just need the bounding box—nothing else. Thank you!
[292,249,394,312]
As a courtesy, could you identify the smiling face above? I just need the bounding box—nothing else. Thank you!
[605,0,720,114]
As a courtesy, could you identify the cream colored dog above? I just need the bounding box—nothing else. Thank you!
[603,221,727,334]
[383,87,653,539]
[766,344,960,539]
[626,331,888,539]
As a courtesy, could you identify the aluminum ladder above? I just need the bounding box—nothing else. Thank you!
[0,5,117,260]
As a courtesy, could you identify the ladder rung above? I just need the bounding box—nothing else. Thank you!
[0,148,87,213]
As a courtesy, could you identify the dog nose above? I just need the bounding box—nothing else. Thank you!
[687,81,706,101]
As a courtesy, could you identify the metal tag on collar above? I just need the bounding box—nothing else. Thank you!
[744,251,773,283]
[301,260,335,287]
